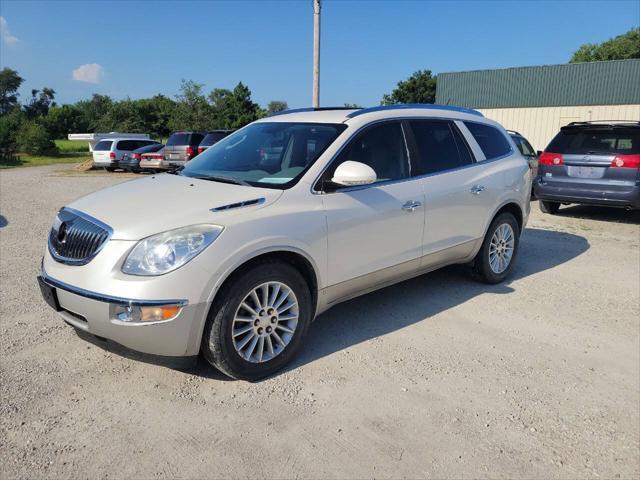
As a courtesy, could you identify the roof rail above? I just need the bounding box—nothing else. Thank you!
[566,120,640,126]
[346,103,483,119]
[268,106,359,117]
[506,129,523,136]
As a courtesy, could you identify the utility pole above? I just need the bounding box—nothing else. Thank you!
[312,0,321,108]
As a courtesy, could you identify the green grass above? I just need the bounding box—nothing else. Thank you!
[0,153,90,169]
[54,139,90,153]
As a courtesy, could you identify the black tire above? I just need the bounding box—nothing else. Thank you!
[201,261,312,381]
[471,212,520,284]
[539,200,560,214]
[105,167,115,172]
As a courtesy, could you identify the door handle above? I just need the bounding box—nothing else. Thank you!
[470,185,486,195]
[402,201,422,212]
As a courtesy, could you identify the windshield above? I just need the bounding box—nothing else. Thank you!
[166,133,191,146]
[181,122,346,188]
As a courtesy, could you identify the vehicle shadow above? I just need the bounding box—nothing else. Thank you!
[279,227,590,377]
[81,227,588,381]
[554,204,640,224]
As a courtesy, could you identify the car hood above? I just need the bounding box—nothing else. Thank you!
[67,173,283,240]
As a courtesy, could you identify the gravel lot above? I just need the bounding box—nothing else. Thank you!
[1,164,639,479]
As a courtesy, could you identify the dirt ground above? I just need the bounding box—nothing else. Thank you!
[1,164,639,479]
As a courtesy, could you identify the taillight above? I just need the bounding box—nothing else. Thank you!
[197,147,204,154]
[132,153,141,160]
[109,152,116,160]
[186,146,194,158]
[539,152,564,166]
[610,154,640,168]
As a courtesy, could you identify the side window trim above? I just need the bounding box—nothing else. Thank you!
[455,121,486,161]
[316,119,412,193]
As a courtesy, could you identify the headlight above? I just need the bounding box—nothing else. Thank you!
[122,224,223,276]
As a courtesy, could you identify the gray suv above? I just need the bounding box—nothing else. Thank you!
[534,121,640,213]
[162,132,205,169]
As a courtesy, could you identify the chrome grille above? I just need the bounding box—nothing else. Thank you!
[48,208,112,265]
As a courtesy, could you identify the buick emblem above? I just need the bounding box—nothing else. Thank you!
[57,222,68,243]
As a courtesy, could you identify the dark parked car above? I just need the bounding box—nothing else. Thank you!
[163,131,205,168]
[119,143,165,173]
[534,121,640,213]
[508,130,538,197]
[197,130,234,154]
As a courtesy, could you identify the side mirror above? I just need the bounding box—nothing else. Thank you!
[331,161,377,187]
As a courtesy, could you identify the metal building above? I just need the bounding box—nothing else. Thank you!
[435,59,640,150]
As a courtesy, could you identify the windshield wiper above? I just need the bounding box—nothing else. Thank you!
[193,175,251,187]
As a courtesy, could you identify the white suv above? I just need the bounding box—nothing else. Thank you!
[39,105,531,380]
[92,138,160,171]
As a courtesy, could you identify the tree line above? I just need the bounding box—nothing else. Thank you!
[0,70,289,156]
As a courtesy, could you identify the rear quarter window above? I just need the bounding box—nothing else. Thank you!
[464,122,512,159]
[547,128,640,155]
[117,140,141,151]
[93,140,113,151]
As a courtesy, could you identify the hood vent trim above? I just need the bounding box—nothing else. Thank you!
[210,197,266,212]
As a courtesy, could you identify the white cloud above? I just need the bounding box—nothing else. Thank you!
[0,16,18,45]
[72,63,104,84]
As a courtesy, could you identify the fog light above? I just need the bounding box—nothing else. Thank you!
[111,304,182,323]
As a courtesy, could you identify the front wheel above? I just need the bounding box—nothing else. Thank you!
[471,212,520,284]
[201,261,312,381]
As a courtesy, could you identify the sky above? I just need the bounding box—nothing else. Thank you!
[1,0,638,108]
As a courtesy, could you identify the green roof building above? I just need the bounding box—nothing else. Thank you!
[435,59,640,150]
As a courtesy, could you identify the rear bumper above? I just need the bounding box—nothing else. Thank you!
[534,180,640,208]
[38,271,208,357]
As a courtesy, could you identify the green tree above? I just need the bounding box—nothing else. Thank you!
[45,104,88,138]
[570,28,640,63]
[0,68,24,116]
[266,100,288,115]
[209,82,263,129]
[0,110,24,153]
[75,94,114,132]
[169,79,212,131]
[23,87,56,118]
[381,70,437,105]
[16,121,58,155]
[343,103,362,108]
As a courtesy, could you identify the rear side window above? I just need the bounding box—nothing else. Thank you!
[166,133,190,146]
[117,140,141,151]
[464,122,512,159]
[547,129,640,154]
[409,120,474,175]
[93,140,112,151]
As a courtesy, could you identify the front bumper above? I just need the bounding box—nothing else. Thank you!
[534,180,640,209]
[38,270,208,357]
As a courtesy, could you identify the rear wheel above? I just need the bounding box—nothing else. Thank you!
[539,200,560,214]
[201,261,312,381]
[471,212,520,284]
[105,167,115,172]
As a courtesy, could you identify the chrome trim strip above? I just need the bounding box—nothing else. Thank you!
[40,270,188,307]
[48,207,114,266]
[210,197,265,212]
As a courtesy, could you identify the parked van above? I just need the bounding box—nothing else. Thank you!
[92,138,160,171]
[163,132,205,168]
